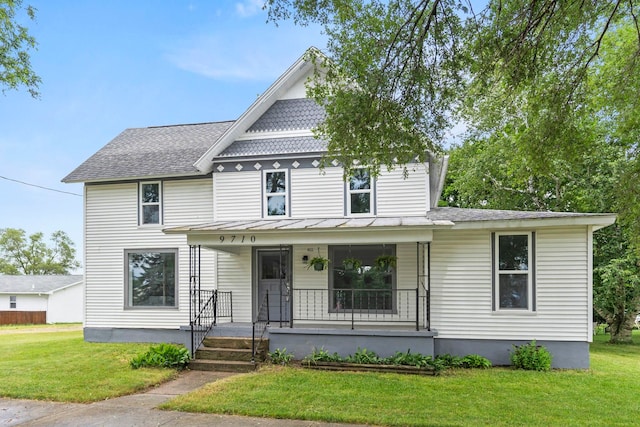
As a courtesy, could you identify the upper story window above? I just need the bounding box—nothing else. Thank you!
[264,170,288,217]
[9,296,16,309]
[347,168,373,215]
[140,182,162,225]
[494,232,535,311]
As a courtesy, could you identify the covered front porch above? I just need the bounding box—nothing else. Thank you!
[171,217,452,357]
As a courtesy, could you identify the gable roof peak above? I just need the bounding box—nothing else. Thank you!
[193,47,322,173]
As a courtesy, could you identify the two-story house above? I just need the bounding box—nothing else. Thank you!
[63,49,615,368]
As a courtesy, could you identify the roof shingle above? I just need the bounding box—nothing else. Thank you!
[62,122,234,183]
[0,275,83,293]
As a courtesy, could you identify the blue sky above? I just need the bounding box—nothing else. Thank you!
[0,0,325,270]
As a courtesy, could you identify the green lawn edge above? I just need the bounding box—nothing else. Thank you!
[0,329,178,403]
[162,331,640,427]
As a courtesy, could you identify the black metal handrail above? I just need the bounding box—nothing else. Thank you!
[252,292,270,362]
[190,289,233,357]
[292,288,418,329]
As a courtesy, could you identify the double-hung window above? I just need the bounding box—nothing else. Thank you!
[264,170,288,217]
[140,182,162,225]
[125,249,178,308]
[347,168,373,215]
[9,296,16,309]
[493,232,535,311]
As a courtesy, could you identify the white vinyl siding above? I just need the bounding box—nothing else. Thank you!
[216,248,252,322]
[430,227,590,341]
[290,168,344,218]
[213,171,261,221]
[376,164,428,216]
[84,180,216,329]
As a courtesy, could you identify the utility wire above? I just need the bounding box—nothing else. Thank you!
[0,175,82,197]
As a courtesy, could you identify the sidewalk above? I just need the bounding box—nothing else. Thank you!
[0,370,368,427]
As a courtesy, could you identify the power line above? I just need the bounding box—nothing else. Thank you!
[0,175,82,197]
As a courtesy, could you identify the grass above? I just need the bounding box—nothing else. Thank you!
[0,328,177,402]
[163,331,640,426]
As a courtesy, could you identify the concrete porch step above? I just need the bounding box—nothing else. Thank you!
[189,359,259,373]
[195,346,253,361]
[190,336,270,372]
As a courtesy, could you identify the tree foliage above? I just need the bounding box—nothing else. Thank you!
[266,0,640,177]
[594,253,640,343]
[266,0,640,341]
[0,0,40,97]
[0,228,80,275]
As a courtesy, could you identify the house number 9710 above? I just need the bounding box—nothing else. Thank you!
[219,235,256,243]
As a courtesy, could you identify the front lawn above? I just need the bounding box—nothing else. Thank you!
[163,332,640,426]
[0,329,176,402]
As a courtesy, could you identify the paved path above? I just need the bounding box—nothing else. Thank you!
[0,370,369,427]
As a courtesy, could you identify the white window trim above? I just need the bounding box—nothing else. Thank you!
[139,181,162,226]
[124,248,179,309]
[9,295,16,309]
[263,169,289,218]
[346,168,374,217]
[493,231,534,312]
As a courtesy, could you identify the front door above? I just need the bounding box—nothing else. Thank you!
[257,249,291,322]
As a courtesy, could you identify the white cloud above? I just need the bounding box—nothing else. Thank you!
[235,0,264,17]
[164,23,326,82]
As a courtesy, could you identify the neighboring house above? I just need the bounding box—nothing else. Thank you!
[63,49,615,368]
[0,275,84,324]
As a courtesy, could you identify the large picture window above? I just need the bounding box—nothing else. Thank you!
[347,168,373,215]
[494,232,535,311]
[140,182,162,225]
[264,170,288,217]
[330,244,395,312]
[125,250,177,308]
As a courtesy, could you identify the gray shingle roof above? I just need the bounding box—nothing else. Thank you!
[425,207,613,222]
[247,99,325,132]
[62,122,234,183]
[216,136,327,158]
[0,275,83,293]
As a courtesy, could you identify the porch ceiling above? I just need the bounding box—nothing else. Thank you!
[164,216,454,252]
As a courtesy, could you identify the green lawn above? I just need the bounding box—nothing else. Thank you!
[0,329,176,402]
[163,331,640,426]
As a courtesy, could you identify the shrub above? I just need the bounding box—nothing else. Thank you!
[345,347,382,364]
[302,347,342,365]
[510,340,553,371]
[461,354,492,369]
[130,343,190,369]
[435,353,464,368]
[384,350,433,368]
[268,348,294,365]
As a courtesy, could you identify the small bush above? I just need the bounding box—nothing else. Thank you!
[384,350,433,368]
[268,348,294,365]
[461,354,492,369]
[130,343,190,370]
[435,353,464,368]
[302,347,342,365]
[345,347,382,364]
[510,340,552,371]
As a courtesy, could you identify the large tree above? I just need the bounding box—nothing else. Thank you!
[0,228,80,275]
[267,0,640,341]
[0,0,40,97]
[266,0,639,174]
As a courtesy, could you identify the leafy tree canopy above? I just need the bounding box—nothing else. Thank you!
[0,228,80,275]
[266,0,639,176]
[0,0,40,97]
